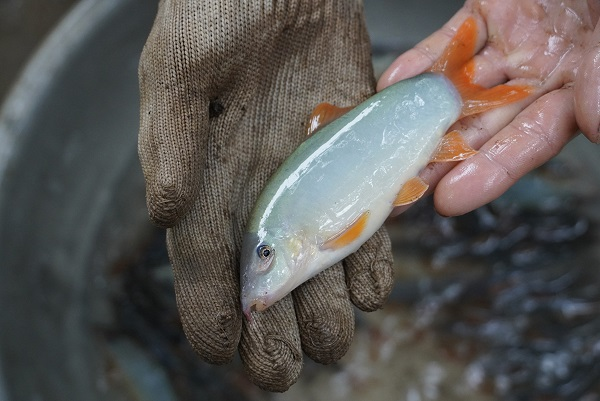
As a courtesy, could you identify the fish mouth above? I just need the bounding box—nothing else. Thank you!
[242,297,271,321]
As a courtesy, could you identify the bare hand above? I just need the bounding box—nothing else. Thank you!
[379,0,600,216]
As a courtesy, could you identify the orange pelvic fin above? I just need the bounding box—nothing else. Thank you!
[430,130,478,162]
[321,210,370,250]
[429,17,532,117]
[307,103,353,136]
[393,177,429,206]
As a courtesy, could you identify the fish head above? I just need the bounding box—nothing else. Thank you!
[240,230,317,320]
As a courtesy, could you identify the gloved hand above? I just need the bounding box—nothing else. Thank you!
[138,0,393,391]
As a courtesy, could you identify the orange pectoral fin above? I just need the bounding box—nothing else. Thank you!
[321,211,370,251]
[307,103,354,136]
[393,177,429,206]
[430,130,478,162]
[429,17,533,117]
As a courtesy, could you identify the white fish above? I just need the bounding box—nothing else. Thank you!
[240,17,531,319]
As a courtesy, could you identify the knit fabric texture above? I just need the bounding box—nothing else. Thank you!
[138,0,394,391]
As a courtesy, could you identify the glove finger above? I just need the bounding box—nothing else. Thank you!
[239,296,302,392]
[138,6,207,228]
[344,227,394,312]
[166,205,241,364]
[292,263,354,364]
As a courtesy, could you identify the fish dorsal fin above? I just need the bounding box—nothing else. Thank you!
[307,103,354,136]
[431,130,478,162]
[393,177,429,206]
[321,210,370,251]
[429,17,532,118]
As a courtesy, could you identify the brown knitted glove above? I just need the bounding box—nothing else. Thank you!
[138,0,393,391]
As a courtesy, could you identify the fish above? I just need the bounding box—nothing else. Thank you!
[240,17,532,320]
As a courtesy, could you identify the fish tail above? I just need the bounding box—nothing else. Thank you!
[429,17,532,117]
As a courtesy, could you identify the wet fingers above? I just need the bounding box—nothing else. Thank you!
[377,9,485,90]
[574,23,600,144]
[435,87,578,216]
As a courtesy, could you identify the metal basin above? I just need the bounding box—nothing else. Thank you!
[0,1,157,399]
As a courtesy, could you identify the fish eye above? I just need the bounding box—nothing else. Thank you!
[257,244,273,260]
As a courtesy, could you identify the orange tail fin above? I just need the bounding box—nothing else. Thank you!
[429,17,532,117]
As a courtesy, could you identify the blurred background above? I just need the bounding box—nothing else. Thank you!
[1,1,600,400]
[0,0,78,101]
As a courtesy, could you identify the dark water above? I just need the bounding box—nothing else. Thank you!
[389,156,600,401]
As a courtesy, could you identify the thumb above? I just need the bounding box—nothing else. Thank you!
[574,19,600,144]
[138,6,208,228]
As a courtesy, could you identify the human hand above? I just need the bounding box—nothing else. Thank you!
[379,0,600,216]
[137,0,393,391]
